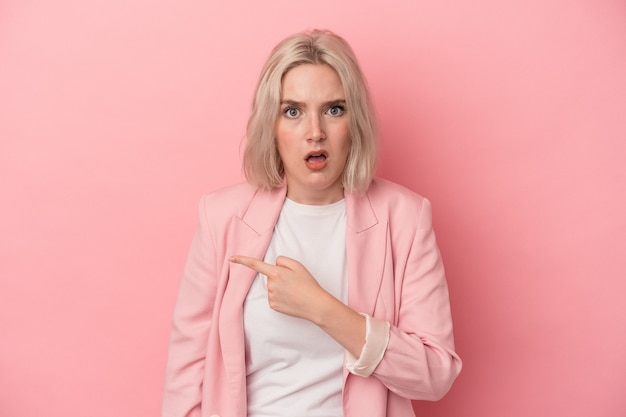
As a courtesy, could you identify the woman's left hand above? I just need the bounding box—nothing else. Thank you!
[229,255,332,322]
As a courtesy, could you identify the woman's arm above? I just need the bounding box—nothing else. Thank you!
[369,198,462,400]
[162,196,217,417]
[228,254,367,358]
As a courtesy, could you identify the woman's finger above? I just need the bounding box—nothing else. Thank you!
[229,255,275,276]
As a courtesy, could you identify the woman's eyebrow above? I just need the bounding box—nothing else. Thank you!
[280,100,303,106]
[280,99,346,106]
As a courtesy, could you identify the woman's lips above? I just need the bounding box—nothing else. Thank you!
[305,151,328,170]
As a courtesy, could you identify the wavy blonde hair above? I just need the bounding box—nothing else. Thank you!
[243,29,377,194]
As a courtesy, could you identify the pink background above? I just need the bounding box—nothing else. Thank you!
[1,1,625,416]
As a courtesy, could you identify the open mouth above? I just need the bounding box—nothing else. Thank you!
[305,151,328,163]
[305,151,328,170]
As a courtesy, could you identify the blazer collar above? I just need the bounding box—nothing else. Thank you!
[239,183,379,231]
[239,184,379,234]
[345,189,379,233]
[345,188,387,316]
[239,183,288,236]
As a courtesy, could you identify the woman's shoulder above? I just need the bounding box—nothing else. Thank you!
[198,181,286,223]
[202,182,258,202]
[366,177,434,230]
[197,182,259,218]
[367,177,429,209]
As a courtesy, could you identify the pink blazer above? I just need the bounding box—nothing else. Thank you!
[162,178,462,417]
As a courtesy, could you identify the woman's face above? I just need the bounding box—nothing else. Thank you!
[275,64,351,205]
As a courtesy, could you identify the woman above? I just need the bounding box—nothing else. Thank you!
[162,29,462,417]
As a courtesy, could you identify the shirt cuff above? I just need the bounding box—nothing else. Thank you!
[345,314,390,377]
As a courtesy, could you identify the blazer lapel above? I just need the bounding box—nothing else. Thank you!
[220,185,287,310]
[218,184,287,409]
[345,190,388,316]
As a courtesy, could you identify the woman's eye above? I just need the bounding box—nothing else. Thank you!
[327,105,345,116]
[284,107,301,118]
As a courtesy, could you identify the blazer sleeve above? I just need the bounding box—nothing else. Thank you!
[162,196,216,417]
[370,198,462,401]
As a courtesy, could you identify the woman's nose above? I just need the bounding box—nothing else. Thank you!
[307,114,326,142]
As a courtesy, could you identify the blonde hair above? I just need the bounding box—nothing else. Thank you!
[243,29,377,194]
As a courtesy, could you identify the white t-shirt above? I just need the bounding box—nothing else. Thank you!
[243,198,347,417]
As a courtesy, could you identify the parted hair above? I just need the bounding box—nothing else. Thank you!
[243,29,378,194]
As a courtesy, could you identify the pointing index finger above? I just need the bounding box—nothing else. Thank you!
[229,255,274,275]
